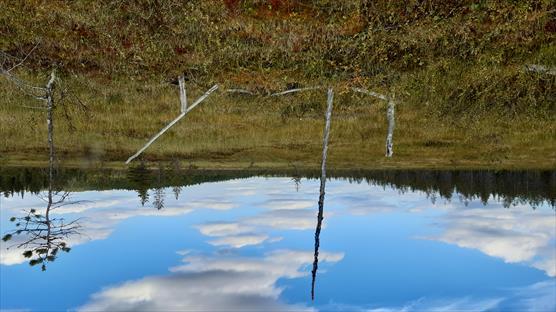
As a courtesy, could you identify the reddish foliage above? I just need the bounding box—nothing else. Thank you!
[223,0,240,12]
[173,46,187,55]
[545,19,556,33]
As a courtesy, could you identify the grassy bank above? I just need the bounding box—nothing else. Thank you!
[1,79,554,169]
[1,1,555,169]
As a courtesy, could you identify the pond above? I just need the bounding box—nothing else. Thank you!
[1,168,555,311]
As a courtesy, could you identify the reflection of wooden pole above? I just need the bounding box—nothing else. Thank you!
[178,75,187,113]
[312,88,334,301]
[126,84,219,164]
[386,96,395,157]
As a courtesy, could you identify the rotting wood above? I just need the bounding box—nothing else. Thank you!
[178,75,187,113]
[311,87,334,301]
[125,84,219,164]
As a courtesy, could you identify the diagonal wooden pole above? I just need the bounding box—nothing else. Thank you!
[125,84,219,164]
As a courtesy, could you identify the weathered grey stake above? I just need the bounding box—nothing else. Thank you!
[311,87,334,301]
[351,87,396,157]
[178,75,187,113]
[125,84,219,164]
[386,96,395,157]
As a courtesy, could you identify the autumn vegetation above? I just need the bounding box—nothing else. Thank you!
[1,0,554,169]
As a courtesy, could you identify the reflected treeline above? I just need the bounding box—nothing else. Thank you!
[343,170,556,208]
[2,167,555,208]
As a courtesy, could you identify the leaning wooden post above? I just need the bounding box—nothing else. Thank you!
[125,84,219,164]
[385,95,395,157]
[178,75,187,113]
[311,87,334,301]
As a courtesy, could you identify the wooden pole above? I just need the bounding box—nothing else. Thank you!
[178,75,187,113]
[386,96,395,157]
[125,84,219,164]
[45,70,56,190]
[311,87,334,301]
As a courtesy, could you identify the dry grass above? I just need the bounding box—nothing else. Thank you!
[1,76,554,170]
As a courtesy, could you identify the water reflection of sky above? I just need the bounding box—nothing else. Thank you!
[1,177,554,311]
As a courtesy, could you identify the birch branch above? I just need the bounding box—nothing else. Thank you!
[6,42,40,73]
[126,84,219,164]
[351,87,389,101]
[225,88,255,95]
[270,86,322,97]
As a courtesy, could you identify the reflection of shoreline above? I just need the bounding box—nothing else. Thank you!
[2,168,555,208]
[3,177,554,278]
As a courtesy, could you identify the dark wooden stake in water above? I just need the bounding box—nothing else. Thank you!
[312,88,334,301]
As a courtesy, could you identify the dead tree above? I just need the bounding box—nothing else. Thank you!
[1,50,86,270]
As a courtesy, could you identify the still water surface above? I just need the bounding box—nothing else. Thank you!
[1,169,555,311]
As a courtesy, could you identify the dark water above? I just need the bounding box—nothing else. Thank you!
[1,167,555,311]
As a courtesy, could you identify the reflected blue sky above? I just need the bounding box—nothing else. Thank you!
[1,177,555,311]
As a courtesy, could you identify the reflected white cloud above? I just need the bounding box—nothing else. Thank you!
[424,206,556,277]
[78,250,343,311]
[262,199,315,210]
[196,222,254,237]
[209,234,270,248]
[507,280,556,312]
[246,209,318,230]
[358,280,556,312]
[0,194,233,266]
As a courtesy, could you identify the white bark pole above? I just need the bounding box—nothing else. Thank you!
[385,96,395,157]
[178,75,187,113]
[45,70,56,188]
[311,87,334,301]
[126,84,219,164]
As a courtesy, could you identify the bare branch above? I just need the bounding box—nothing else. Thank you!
[6,42,40,73]
[270,86,322,96]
